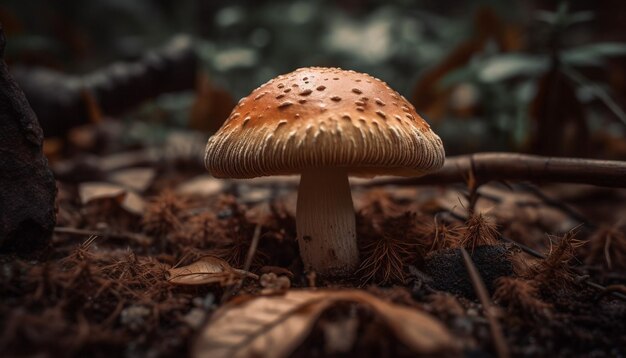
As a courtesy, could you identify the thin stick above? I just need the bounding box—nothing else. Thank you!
[502,235,626,301]
[221,224,262,301]
[53,227,152,246]
[54,227,100,236]
[499,236,545,259]
[242,224,262,275]
[563,65,626,126]
[365,153,626,188]
[604,234,613,271]
[515,183,594,229]
[461,247,510,358]
[441,214,626,301]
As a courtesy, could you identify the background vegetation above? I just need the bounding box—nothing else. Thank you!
[2,0,625,157]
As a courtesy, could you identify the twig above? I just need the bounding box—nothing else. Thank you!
[221,224,262,301]
[498,236,544,259]
[563,65,626,126]
[467,156,480,216]
[440,212,626,301]
[596,284,626,300]
[53,227,152,246]
[242,224,263,276]
[463,182,594,231]
[460,247,510,358]
[365,153,626,188]
[603,234,613,271]
[504,235,626,301]
[509,235,626,300]
[515,183,594,229]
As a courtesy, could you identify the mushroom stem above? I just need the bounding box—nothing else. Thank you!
[296,168,359,275]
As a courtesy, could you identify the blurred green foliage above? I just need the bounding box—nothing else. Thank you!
[436,3,626,154]
[1,0,493,96]
[1,0,625,156]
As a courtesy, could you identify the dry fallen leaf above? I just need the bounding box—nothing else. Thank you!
[109,168,156,192]
[79,182,125,204]
[193,289,458,358]
[94,149,160,172]
[176,175,227,196]
[167,256,258,286]
[163,130,207,162]
[322,315,358,354]
[79,182,146,215]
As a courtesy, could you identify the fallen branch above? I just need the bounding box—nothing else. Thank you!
[11,35,197,137]
[366,152,626,188]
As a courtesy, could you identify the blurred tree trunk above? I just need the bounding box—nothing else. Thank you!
[530,63,589,157]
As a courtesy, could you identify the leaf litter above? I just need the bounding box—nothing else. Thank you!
[192,289,458,358]
[167,256,258,286]
[2,141,626,357]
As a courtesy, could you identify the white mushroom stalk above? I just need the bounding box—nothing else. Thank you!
[296,168,358,275]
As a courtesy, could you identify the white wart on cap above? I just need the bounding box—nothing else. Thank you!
[205,67,445,276]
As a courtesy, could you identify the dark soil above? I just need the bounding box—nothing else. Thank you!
[1,153,625,357]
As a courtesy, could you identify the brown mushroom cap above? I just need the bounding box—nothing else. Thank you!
[205,67,444,178]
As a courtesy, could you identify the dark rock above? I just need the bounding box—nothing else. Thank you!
[0,23,57,253]
[424,245,513,299]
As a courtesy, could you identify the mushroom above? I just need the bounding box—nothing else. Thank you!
[205,67,444,276]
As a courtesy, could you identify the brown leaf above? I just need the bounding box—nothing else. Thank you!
[176,175,227,196]
[322,315,358,354]
[193,290,457,358]
[78,182,146,215]
[79,182,125,204]
[109,168,156,193]
[167,256,257,286]
[99,149,160,172]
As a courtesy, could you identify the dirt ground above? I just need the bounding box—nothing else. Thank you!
[1,141,625,357]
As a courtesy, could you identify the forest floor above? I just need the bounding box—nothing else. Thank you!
[1,129,625,358]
